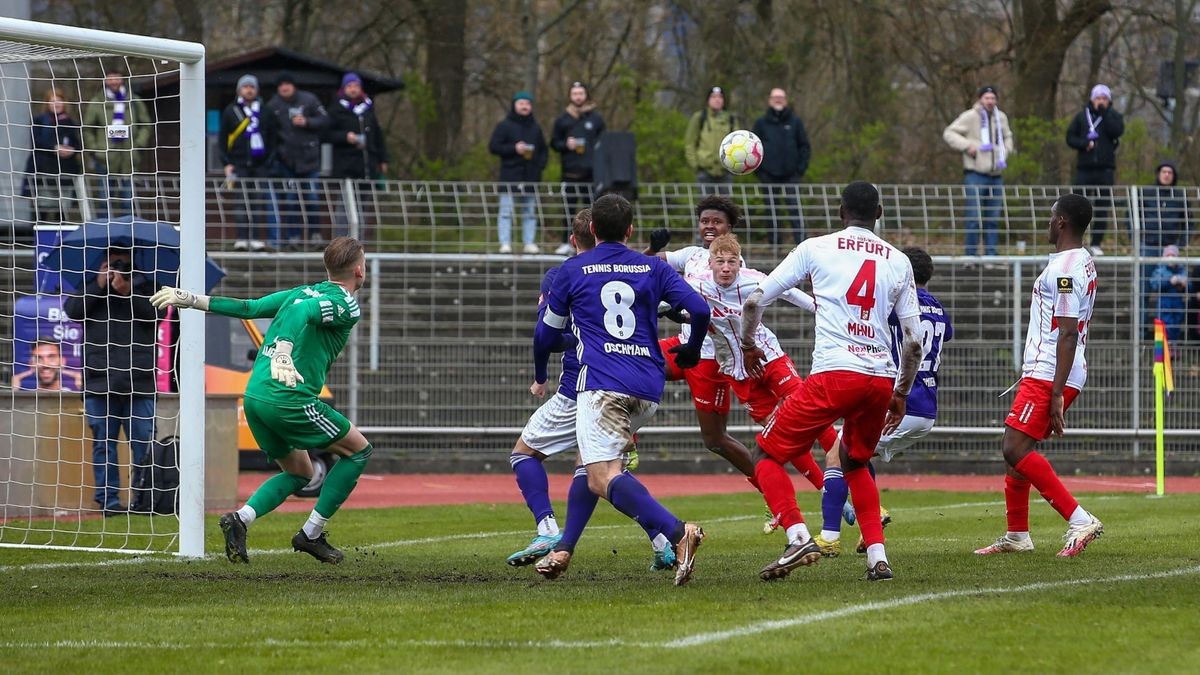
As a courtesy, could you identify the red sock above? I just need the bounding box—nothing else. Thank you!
[746,475,762,493]
[754,458,803,529]
[1014,452,1078,521]
[845,466,884,547]
[1004,474,1032,532]
[816,425,839,454]
[790,452,824,491]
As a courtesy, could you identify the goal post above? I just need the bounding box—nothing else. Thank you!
[0,18,206,557]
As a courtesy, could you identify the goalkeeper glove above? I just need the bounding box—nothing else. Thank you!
[269,340,305,388]
[668,342,702,370]
[648,228,672,254]
[150,286,210,311]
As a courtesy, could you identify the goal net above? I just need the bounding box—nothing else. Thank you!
[0,19,205,556]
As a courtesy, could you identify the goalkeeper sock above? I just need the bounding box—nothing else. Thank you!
[245,472,310,521]
[821,467,847,534]
[315,444,374,520]
[509,452,556,533]
[302,511,329,539]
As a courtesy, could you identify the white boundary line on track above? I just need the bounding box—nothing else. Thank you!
[0,494,1133,574]
[2,566,1198,652]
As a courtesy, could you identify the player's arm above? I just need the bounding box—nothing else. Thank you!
[1048,272,1085,436]
[642,228,672,256]
[533,279,572,387]
[884,267,923,434]
[150,286,295,319]
[779,288,816,313]
[661,266,711,368]
[742,247,805,349]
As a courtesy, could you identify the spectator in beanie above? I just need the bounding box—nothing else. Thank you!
[81,68,150,218]
[685,85,739,190]
[943,85,1014,256]
[1148,244,1188,342]
[1067,84,1124,256]
[752,87,811,245]
[551,80,605,255]
[1140,162,1189,255]
[220,73,280,252]
[328,72,389,180]
[267,71,330,249]
[488,90,548,254]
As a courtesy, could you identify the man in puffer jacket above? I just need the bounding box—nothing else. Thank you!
[489,91,548,254]
[943,85,1014,256]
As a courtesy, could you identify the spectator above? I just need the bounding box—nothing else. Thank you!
[1140,162,1188,254]
[24,90,83,224]
[488,90,548,254]
[1148,245,1188,342]
[63,249,162,516]
[1067,84,1124,256]
[220,74,279,252]
[267,71,330,250]
[685,85,739,189]
[943,85,1014,257]
[752,87,811,245]
[327,73,389,240]
[550,81,605,255]
[81,68,150,219]
[11,339,82,391]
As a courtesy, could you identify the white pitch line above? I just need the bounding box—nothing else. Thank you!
[661,565,1200,648]
[3,566,1197,653]
[0,494,1139,574]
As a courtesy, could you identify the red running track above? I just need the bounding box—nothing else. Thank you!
[237,472,1200,512]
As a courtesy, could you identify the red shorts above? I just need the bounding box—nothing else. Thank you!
[1005,378,1081,441]
[757,370,893,464]
[660,336,730,415]
[729,356,803,424]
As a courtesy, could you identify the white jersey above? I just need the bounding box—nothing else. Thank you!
[1021,248,1096,390]
[690,268,816,380]
[757,226,919,377]
[665,245,741,359]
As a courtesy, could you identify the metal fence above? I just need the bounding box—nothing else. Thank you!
[5,178,1200,463]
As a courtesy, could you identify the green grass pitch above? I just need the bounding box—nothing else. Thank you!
[2,490,1199,673]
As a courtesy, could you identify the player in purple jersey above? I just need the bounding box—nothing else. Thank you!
[532,194,713,585]
[815,247,953,556]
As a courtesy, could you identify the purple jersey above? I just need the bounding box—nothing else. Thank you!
[889,287,952,419]
[544,242,708,404]
[538,265,580,400]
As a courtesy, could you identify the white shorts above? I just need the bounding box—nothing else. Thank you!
[876,415,935,462]
[576,390,658,465]
[520,393,578,458]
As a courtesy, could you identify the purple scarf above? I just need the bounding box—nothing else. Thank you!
[106,85,127,143]
[339,94,373,117]
[238,97,265,159]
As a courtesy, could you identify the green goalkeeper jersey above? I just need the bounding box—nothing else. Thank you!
[209,281,361,407]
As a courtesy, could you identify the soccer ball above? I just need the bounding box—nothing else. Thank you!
[719,130,764,175]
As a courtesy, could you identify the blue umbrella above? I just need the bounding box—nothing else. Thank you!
[40,216,225,293]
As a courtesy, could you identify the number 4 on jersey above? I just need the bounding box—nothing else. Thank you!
[845,260,877,320]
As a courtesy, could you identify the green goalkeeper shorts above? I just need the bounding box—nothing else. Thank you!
[243,396,352,460]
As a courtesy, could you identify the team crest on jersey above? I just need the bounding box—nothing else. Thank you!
[1057,277,1073,293]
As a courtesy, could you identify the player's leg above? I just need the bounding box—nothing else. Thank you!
[507,393,576,565]
[690,363,756,478]
[849,417,932,554]
[294,408,373,564]
[839,375,897,581]
[754,377,835,580]
[760,358,832,492]
[817,432,850,556]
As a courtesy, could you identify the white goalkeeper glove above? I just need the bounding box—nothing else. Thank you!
[269,340,305,388]
[150,286,210,311]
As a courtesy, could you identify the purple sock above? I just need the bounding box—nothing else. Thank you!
[606,473,684,544]
[510,452,553,526]
[822,467,848,533]
[626,470,661,542]
[557,466,598,553]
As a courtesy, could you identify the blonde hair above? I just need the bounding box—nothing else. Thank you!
[572,208,596,251]
[708,233,741,259]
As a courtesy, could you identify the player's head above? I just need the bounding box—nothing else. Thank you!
[902,247,934,288]
[708,233,742,287]
[32,339,63,389]
[590,194,634,243]
[324,236,367,291]
[570,207,596,253]
[839,181,881,226]
[695,194,739,247]
[1049,194,1092,245]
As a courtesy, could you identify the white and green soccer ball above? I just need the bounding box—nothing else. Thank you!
[719,130,764,175]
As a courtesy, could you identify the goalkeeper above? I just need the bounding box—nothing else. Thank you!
[151,237,372,564]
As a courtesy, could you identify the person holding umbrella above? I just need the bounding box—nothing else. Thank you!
[63,247,163,516]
